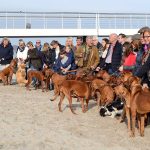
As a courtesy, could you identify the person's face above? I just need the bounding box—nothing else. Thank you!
[65,47,70,53]
[92,38,98,46]
[27,44,33,50]
[118,36,123,44]
[76,39,82,46]
[36,41,41,47]
[60,54,65,58]
[53,44,57,49]
[86,38,92,47]
[66,39,72,46]
[19,43,25,49]
[101,40,106,47]
[3,40,9,46]
[140,34,145,44]
[143,31,150,44]
[109,34,117,44]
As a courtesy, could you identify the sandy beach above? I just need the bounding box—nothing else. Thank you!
[0,83,150,150]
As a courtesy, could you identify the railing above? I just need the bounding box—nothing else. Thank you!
[0,11,149,30]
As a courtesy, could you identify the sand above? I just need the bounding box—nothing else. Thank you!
[0,83,150,150]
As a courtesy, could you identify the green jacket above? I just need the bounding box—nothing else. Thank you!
[75,45,100,70]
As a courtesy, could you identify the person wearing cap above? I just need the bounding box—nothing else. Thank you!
[0,37,13,70]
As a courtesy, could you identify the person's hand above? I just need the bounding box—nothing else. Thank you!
[91,66,95,70]
[79,53,83,57]
[119,66,123,72]
[96,67,100,71]
[142,83,149,89]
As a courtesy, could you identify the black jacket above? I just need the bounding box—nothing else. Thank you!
[26,48,43,70]
[0,43,13,65]
[106,41,123,72]
[41,48,56,68]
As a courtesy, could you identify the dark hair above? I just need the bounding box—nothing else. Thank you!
[59,50,66,55]
[76,36,83,41]
[123,42,133,57]
[50,40,59,46]
[131,39,141,51]
[138,26,150,34]
[102,38,109,50]
[119,33,126,38]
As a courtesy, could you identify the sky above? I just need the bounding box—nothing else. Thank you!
[0,0,150,46]
[0,0,150,13]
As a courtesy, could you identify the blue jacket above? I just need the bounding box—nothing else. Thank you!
[0,43,13,65]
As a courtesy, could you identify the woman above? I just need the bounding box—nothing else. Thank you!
[26,41,43,71]
[96,38,109,71]
[50,40,65,59]
[41,42,56,69]
[119,42,136,73]
[16,40,28,64]
[0,37,13,70]
[53,48,74,75]
[135,29,150,87]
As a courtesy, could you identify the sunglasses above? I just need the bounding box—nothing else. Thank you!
[143,36,150,38]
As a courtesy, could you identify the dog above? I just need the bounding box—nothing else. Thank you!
[91,79,115,107]
[16,63,28,86]
[0,58,17,85]
[99,98,124,118]
[130,84,150,137]
[45,69,67,101]
[59,80,90,114]
[114,84,132,134]
[26,70,46,92]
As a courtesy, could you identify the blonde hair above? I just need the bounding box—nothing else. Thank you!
[27,41,34,47]
[42,42,49,51]
[1,37,10,44]
[19,40,25,46]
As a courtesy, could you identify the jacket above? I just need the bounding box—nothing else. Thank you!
[0,43,13,65]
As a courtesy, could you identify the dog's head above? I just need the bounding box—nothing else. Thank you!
[18,63,26,70]
[10,58,18,68]
[99,106,112,117]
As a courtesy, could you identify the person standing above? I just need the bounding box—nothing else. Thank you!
[0,37,13,70]
[105,33,122,75]
[75,36,99,73]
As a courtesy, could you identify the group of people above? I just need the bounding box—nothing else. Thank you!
[0,26,150,88]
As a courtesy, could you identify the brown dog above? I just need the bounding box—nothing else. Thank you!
[0,58,17,85]
[26,70,46,92]
[130,84,150,137]
[45,69,67,101]
[114,84,131,135]
[91,79,114,107]
[59,80,90,114]
[16,63,28,86]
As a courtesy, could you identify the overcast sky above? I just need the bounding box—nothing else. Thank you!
[0,0,150,13]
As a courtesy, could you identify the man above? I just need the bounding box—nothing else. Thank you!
[118,33,126,45]
[35,40,42,51]
[73,36,83,53]
[75,36,99,73]
[105,33,122,74]
[92,36,103,57]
